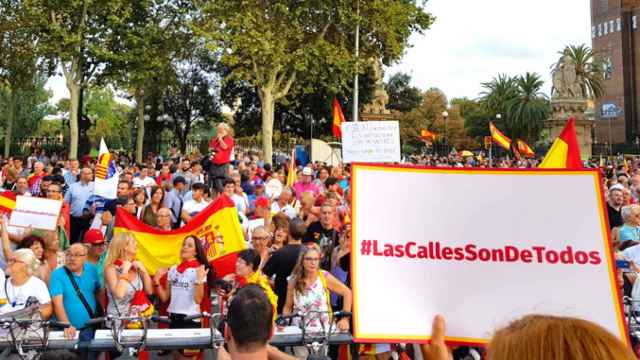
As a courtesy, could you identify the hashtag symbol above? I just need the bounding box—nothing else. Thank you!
[360,240,372,255]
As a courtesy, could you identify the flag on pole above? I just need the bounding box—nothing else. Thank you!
[539,118,582,168]
[333,98,345,139]
[489,122,512,150]
[0,191,16,215]
[419,129,436,141]
[286,148,297,187]
[94,138,119,199]
[516,139,535,158]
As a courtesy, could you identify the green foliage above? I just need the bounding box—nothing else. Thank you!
[558,44,605,99]
[0,73,55,140]
[451,97,491,140]
[386,72,422,113]
[84,88,133,150]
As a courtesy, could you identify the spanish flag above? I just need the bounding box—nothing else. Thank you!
[113,195,246,276]
[333,97,345,139]
[420,129,436,141]
[0,191,16,215]
[489,122,512,151]
[516,139,535,158]
[539,118,582,169]
[286,148,296,187]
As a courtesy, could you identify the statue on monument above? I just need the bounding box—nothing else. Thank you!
[551,51,583,99]
[362,57,391,115]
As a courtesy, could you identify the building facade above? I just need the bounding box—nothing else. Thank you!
[591,0,640,145]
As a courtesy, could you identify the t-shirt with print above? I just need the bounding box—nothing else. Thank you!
[0,276,51,314]
[167,266,200,317]
[182,199,210,224]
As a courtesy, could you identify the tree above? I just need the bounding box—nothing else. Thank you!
[163,52,221,153]
[101,0,194,163]
[451,97,491,141]
[196,0,434,164]
[479,74,518,116]
[386,72,422,113]
[0,0,43,157]
[558,44,605,99]
[23,0,133,159]
[83,87,133,150]
[505,72,549,141]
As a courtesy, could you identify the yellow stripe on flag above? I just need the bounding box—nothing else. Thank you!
[539,139,569,168]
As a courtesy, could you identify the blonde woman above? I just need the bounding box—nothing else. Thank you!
[283,245,351,331]
[1,248,52,319]
[209,122,235,193]
[104,233,153,321]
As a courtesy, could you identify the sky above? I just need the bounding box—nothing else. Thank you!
[386,0,591,100]
[45,0,592,104]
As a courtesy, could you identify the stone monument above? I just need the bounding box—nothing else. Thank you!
[360,58,396,121]
[544,51,595,158]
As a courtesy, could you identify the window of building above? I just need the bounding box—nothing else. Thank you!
[599,0,608,15]
[610,20,615,32]
[604,21,608,34]
[598,23,603,36]
[617,18,622,31]
[592,26,597,38]
[634,15,638,29]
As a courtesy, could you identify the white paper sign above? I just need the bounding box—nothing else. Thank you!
[342,121,400,163]
[351,164,625,345]
[9,196,62,231]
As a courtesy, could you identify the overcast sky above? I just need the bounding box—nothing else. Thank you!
[45,0,591,104]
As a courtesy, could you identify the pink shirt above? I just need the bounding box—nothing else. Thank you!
[293,181,320,199]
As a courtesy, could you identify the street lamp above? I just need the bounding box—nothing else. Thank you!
[442,111,449,155]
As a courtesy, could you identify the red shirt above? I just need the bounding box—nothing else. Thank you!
[156,173,172,186]
[210,136,234,165]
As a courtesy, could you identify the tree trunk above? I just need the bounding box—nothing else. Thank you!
[4,90,15,158]
[68,83,80,159]
[259,88,275,165]
[135,90,145,164]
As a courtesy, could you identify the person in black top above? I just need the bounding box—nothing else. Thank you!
[304,204,337,269]
[263,218,306,314]
[607,187,624,229]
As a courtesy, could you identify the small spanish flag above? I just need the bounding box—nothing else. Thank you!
[489,122,512,151]
[286,148,297,187]
[333,97,345,139]
[539,118,582,168]
[0,191,16,215]
[516,139,535,158]
[420,129,436,140]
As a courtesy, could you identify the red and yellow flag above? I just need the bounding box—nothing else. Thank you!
[113,195,246,276]
[333,97,345,139]
[286,148,297,187]
[489,122,512,150]
[539,118,582,168]
[420,129,436,140]
[516,139,535,158]
[0,191,16,215]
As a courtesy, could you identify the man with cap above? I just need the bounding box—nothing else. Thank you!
[292,167,320,200]
[164,176,186,229]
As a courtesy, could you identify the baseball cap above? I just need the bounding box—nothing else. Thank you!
[302,167,313,176]
[83,229,105,244]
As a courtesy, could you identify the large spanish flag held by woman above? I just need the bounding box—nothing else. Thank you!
[113,195,246,277]
[539,118,582,169]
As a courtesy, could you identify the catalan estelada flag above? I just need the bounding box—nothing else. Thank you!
[489,122,512,151]
[539,117,582,168]
[113,195,246,276]
[0,191,16,215]
[516,139,535,158]
[333,97,345,139]
[94,138,119,199]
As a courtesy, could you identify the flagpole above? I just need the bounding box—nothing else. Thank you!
[353,0,360,123]
[489,143,493,167]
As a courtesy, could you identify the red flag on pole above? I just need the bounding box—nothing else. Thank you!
[333,98,345,139]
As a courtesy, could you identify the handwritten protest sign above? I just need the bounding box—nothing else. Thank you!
[9,196,62,231]
[351,164,625,345]
[341,121,400,163]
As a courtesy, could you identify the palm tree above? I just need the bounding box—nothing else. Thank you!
[506,72,550,141]
[479,74,518,115]
[558,44,605,99]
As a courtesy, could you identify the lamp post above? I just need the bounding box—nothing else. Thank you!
[442,110,449,155]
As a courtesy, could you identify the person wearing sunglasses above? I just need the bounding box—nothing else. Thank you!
[0,248,52,319]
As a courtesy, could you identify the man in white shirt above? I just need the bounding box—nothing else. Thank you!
[133,167,157,197]
[181,183,209,224]
[270,187,297,219]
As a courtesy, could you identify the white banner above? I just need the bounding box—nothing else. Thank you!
[341,121,400,163]
[9,196,62,231]
[351,164,625,345]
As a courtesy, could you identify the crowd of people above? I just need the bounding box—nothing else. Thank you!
[0,123,636,360]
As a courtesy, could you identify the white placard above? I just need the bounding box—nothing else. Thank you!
[9,196,62,231]
[351,164,625,345]
[342,121,400,163]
